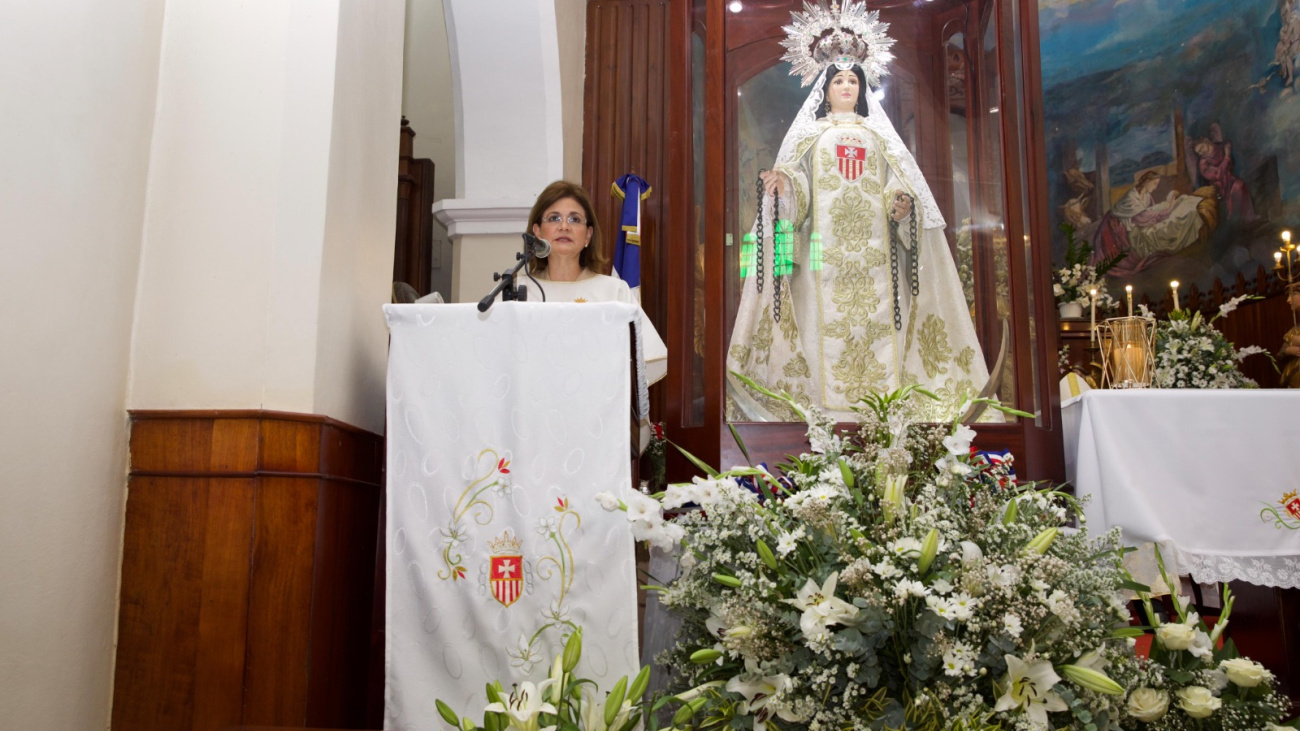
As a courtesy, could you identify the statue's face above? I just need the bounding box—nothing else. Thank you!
[827,69,859,114]
[1289,290,1300,312]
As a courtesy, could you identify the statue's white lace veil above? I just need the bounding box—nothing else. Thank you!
[768,64,946,230]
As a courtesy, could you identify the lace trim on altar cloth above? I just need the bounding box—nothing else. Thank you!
[1160,541,1300,589]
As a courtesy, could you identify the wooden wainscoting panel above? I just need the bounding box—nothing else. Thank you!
[115,411,383,731]
[130,417,254,474]
[192,478,259,731]
[320,422,386,486]
[112,475,257,731]
[259,419,324,475]
[241,476,320,726]
[212,418,263,472]
[306,479,382,729]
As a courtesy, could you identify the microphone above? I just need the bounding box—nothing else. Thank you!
[523,233,551,259]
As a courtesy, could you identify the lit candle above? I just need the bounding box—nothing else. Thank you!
[1126,284,1133,317]
[1284,230,1292,245]
[1089,288,1097,343]
[1277,251,1285,267]
[1170,280,1180,311]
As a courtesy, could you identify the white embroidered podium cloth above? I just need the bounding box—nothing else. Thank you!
[383,303,641,730]
[1070,389,1300,588]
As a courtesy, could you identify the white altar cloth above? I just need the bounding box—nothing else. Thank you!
[383,303,641,730]
[1068,389,1300,588]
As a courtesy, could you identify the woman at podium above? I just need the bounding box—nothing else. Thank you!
[519,180,667,386]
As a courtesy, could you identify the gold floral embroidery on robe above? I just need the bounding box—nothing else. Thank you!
[818,149,841,192]
[783,352,812,378]
[777,287,799,345]
[730,344,752,370]
[918,314,953,379]
[956,346,975,375]
[752,305,774,366]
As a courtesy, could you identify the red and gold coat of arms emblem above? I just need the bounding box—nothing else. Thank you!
[836,135,867,182]
[1281,491,1300,521]
[488,531,524,608]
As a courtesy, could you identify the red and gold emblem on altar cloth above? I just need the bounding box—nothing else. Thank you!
[489,531,525,608]
[1281,491,1300,521]
[836,136,866,182]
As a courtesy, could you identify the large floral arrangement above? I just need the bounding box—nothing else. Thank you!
[1054,223,1124,310]
[1152,296,1268,389]
[592,381,1293,731]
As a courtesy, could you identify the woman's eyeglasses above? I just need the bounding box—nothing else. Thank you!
[541,213,587,227]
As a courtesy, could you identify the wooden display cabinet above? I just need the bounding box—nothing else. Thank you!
[652,0,1064,481]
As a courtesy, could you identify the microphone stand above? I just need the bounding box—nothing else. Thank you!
[477,235,543,312]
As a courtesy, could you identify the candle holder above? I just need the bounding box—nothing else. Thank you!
[1276,230,1297,327]
[1099,315,1156,389]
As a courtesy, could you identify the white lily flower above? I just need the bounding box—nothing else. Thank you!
[485,681,559,731]
[784,572,858,641]
[578,688,608,731]
[725,661,795,731]
[993,655,1068,729]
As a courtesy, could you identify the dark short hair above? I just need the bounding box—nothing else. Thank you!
[526,180,608,275]
[817,65,870,118]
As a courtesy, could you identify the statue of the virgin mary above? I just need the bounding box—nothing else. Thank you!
[726,1,995,423]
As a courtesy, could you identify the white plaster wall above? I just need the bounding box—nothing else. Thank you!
[128,0,314,412]
[444,0,565,199]
[313,0,406,433]
[556,0,586,181]
[449,233,525,304]
[400,0,457,300]
[0,1,165,728]
[128,0,399,434]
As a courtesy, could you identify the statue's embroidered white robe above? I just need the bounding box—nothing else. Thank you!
[727,113,991,422]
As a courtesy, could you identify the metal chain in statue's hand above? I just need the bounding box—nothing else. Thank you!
[755,171,766,294]
[772,189,783,323]
[889,216,902,331]
[909,212,919,297]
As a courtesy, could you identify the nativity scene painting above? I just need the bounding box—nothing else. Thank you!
[1040,0,1300,308]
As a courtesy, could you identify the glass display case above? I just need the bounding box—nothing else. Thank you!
[661,0,1062,480]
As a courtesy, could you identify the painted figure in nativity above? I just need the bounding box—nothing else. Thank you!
[726,2,994,423]
[1091,170,1216,277]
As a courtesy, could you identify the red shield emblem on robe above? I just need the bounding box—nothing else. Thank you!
[837,143,865,182]
[490,554,523,607]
